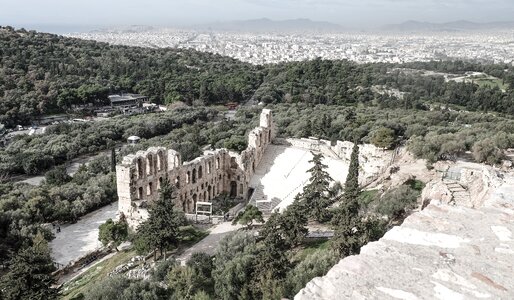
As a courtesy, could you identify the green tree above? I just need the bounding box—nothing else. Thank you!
[257,270,285,300]
[186,252,214,295]
[213,231,258,300]
[0,232,58,300]
[151,259,177,282]
[284,249,338,298]
[44,165,72,185]
[232,205,264,229]
[331,216,363,258]
[186,252,213,279]
[98,216,128,251]
[472,138,505,165]
[167,266,206,300]
[370,127,396,149]
[280,200,309,247]
[110,147,117,173]
[375,185,420,220]
[298,152,333,222]
[134,177,185,259]
[332,142,363,257]
[342,142,360,214]
[255,214,292,281]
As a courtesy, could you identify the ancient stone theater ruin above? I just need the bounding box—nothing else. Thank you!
[116,108,394,229]
[116,109,276,228]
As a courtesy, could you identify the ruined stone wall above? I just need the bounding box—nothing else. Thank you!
[116,109,275,228]
[274,137,393,184]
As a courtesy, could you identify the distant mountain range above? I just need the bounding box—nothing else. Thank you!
[88,19,514,35]
[382,20,514,32]
[192,18,344,32]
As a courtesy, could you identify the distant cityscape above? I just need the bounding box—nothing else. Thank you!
[68,28,514,65]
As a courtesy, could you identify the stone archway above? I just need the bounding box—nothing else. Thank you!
[230,181,237,198]
[192,194,197,213]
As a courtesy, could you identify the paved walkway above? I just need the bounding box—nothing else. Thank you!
[50,202,119,266]
[177,222,242,265]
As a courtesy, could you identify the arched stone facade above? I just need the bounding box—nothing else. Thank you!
[116,109,275,228]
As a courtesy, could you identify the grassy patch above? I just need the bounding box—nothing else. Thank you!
[471,76,508,90]
[403,179,425,192]
[179,226,209,247]
[358,189,379,208]
[292,239,331,263]
[60,250,138,300]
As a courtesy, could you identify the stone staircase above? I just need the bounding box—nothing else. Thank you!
[443,179,473,207]
[248,185,277,216]
[249,181,306,216]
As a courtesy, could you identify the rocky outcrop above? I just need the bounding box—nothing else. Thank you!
[296,170,514,300]
[421,162,503,209]
[421,179,452,207]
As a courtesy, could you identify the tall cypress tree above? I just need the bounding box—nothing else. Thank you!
[342,141,360,216]
[332,141,363,257]
[110,147,116,173]
[256,213,291,281]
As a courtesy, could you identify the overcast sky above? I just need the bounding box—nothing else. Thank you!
[2,0,514,31]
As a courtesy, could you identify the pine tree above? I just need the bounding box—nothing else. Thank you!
[0,232,58,300]
[257,219,291,278]
[232,205,264,229]
[135,177,184,260]
[299,152,333,222]
[255,214,291,295]
[280,199,309,247]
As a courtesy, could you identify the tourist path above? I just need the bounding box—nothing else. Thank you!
[50,202,119,266]
[176,221,242,265]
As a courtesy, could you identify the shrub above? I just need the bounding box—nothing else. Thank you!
[375,185,420,220]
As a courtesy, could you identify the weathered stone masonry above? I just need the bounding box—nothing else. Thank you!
[116,109,276,228]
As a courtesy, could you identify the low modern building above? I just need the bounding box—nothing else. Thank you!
[108,94,149,110]
[127,136,141,145]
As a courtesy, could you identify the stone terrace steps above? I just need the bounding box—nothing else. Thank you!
[443,179,473,207]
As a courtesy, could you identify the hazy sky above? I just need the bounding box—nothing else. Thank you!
[2,0,514,31]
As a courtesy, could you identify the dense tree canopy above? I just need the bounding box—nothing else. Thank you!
[0,232,58,300]
[0,27,262,126]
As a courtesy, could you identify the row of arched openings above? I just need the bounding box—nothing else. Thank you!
[135,151,166,179]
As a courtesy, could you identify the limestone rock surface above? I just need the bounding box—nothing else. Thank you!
[296,174,514,300]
